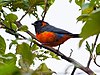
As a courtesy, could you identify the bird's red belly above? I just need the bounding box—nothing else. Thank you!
[36,32,71,47]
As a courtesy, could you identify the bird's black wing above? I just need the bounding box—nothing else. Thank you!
[41,25,72,34]
[41,25,79,38]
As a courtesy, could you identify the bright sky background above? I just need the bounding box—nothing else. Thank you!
[0,0,100,75]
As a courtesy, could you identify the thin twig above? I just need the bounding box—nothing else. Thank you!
[87,56,92,68]
[94,55,100,67]
[71,66,77,75]
[93,34,99,47]
[42,0,48,21]
[19,4,35,22]
[65,65,73,74]
[87,54,92,68]
[19,12,28,22]
[87,34,99,68]
[69,49,73,57]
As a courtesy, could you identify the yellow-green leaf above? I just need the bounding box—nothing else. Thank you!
[5,13,18,22]
[16,42,33,65]
[79,9,100,47]
[82,3,94,14]
[75,0,85,7]
[18,25,28,32]
[96,44,100,55]
[0,35,6,54]
[32,63,53,75]
[11,23,18,31]
[0,63,19,75]
[50,52,60,60]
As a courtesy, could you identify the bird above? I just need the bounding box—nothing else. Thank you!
[32,20,79,50]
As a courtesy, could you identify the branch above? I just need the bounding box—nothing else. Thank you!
[19,12,28,22]
[69,49,73,57]
[87,34,99,68]
[19,0,48,22]
[87,54,92,68]
[19,4,36,22]
[93,34,99,48]
[42,0,48,21]
[34,42,95,75]
[15,21,37,40]
[15,21,95,75]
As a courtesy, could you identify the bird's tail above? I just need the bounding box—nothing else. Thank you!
[71,34,80,38]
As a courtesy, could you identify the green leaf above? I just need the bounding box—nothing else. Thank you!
[0,53,17,65]
[0,4,2,10]
[37,54,49,61]
[19,58,30,71]
[9,40,18,49]
[18,25,28,32]
[50,52,60,60]
[69,0,72,3]
[0,35,6,54]
[32,63,53,75]
[39,0,55,9]
[86,41,90,51]
[0,0,8,10]
[96,43,100,55]
[5,13,18,22]
[44,51,50,54]
[28,0,55,10]
[82,3,94,14]
[77,14,89,22]
[16,42,33,65]
[1,0,29,11]
[89,0,95,7]
[79,9,100,46]
[28,0,44,6]
[3,20,10,28]
[31,44,39,51]
[11,23,18,31]
[75,0,85,7]
[85,41,93,53]
[0,62,20,75]
[3,14,18,31]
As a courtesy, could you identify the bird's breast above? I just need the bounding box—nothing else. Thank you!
[36,31,57,43]
[36,31,71,47]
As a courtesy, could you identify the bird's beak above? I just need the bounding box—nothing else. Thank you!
[31,23,35,26]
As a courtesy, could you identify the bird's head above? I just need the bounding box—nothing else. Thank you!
[32,20,47,33]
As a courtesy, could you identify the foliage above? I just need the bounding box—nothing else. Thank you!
[76,0,100,73]
[32,63,53,75]
[0,0,100,75]
[76,0,100,63]
[0,0,56,75]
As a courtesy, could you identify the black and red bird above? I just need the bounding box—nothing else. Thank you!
[32,20,79,49]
